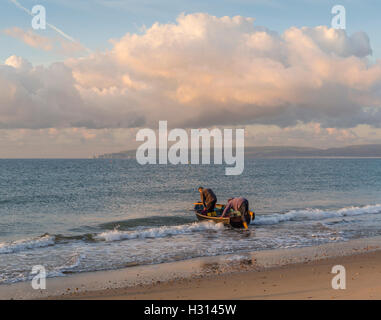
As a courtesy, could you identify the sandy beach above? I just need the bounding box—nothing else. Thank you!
[64,250,381,300]
[1,237,381,300]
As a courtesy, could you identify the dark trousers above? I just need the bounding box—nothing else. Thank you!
[238,199,249,222]
[204,200,216,213]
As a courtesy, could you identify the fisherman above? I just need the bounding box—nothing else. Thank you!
[221,197,250,229]
[198,187,217,214]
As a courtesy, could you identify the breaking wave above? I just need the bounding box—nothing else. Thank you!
[254,204,381,225]
[97,221,225,242]
[0,234,55,254]
[2,204,381,255]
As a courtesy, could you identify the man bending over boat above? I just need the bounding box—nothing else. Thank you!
[222,197,250,229]
[198,187,217,214]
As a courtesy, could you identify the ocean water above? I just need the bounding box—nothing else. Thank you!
[1,158,381,284]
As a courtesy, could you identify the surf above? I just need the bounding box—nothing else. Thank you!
[254,204,381,225]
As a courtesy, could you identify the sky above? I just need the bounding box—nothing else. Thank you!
[1,0,381,157]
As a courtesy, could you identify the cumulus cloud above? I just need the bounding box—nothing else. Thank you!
[4,55,32,70]
[1,13,381,130]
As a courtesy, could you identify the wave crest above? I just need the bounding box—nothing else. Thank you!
[96,221,225,242]
[254,204,381,225]
[0,234,55,254]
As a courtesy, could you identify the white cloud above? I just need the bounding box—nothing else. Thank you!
[5,55,32,70]
[1,13,381,132]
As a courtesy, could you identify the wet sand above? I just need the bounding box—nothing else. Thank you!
[2,237,381,300]
[62,250,381,300]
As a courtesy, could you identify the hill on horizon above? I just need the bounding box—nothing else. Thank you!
[95,144,381,159]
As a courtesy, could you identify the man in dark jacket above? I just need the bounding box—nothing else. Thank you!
[198,187,217,214]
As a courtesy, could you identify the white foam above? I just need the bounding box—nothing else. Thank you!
[254,204,381,225]
[56,251,84,273]
[97,221,225,242]
[0,235,55,254]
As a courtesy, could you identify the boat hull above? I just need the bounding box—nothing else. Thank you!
[195,212,231,225]
[194,202,254,229]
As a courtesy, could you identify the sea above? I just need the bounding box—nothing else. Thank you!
[1,158,381,284]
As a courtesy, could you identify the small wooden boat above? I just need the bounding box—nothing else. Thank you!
[194,202,255,229]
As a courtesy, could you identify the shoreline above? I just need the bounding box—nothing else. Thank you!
[1,236,381,300]
[67,249,381,300]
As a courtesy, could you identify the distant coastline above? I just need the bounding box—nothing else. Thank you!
[95,144,381,159]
